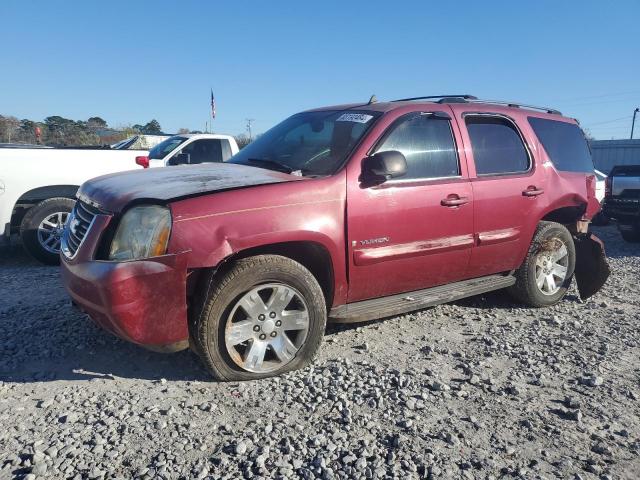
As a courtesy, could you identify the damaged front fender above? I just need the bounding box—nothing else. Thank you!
[573,233,610,300]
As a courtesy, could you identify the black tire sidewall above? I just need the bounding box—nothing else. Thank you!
[20,198,75,265]
[197,256,327,381]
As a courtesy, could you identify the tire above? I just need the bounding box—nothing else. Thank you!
[20,197,75,265]
[191,255,327,381]
[620,225,640,243]
[508,221,576,308]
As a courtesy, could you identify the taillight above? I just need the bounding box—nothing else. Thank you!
[135,156,149,168]
[586,174,596,197]
[605,176,612,197]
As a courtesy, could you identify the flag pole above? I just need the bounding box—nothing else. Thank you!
[210,88,215,134]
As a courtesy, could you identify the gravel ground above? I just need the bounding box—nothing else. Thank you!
[0,225,638,480]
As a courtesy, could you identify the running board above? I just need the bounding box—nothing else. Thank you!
[329,274,515,323]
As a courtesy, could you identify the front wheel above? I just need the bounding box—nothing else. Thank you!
[20,197,75,265]
[508,221,576,307]
[191,255,327,381]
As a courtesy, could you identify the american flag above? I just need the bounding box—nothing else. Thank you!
[210,89,216,119]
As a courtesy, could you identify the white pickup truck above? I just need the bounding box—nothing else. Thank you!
[0,133,239,263]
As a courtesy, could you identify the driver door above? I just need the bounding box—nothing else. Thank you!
[346,109,474,302]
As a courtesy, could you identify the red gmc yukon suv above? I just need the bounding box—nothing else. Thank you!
[60,95,608,380]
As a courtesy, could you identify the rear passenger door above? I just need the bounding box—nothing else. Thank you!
[451,107,547,277]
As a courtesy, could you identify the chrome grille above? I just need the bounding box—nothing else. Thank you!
[62,201,99,258]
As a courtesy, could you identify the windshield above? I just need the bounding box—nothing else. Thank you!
[111,137,137,150]
[229,110,381,176]
[149,136,188,159]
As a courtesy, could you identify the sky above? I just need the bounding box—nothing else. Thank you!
[1,0,639,139]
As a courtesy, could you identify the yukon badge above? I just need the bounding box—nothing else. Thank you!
[358,237,390,246]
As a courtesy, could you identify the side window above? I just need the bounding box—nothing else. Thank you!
[528,117,593,173]
[376,114,459,180]
[181,139,224,164]
[465,116,530,175]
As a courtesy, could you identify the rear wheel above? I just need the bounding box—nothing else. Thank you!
[20,197,75,265]
[191,255,327,381]
[508,221,576,307]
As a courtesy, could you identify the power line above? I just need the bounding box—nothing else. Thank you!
[547,89,640,103]
[583,115,633,127]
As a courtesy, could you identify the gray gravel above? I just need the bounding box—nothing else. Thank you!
[0,225,639,479]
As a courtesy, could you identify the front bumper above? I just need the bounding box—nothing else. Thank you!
[61,251,190,351]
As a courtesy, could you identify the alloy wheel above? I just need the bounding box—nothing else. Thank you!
[535,239,569,296]
[37,211,69,254]
[224,283,310,373]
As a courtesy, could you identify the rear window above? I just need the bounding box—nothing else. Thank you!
[528,117,593,173]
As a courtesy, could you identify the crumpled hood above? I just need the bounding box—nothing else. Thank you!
[77,163,300,213]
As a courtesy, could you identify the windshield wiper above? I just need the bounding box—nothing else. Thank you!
[245,158,294,174]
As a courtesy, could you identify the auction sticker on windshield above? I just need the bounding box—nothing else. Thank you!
[336,113,373,123]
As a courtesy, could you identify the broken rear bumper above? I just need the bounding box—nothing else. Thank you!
[573,232,610,300]
[60,252,190,352]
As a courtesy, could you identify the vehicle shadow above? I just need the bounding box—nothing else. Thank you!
[0,245,212,384]
[0,330,213,384]
[0,241,42,267]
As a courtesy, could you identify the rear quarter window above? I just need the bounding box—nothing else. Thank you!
[528,117,594,173]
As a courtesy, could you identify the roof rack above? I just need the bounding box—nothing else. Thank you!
[391,95,561,115]
[471,99,562,115]
[392,94,478,102]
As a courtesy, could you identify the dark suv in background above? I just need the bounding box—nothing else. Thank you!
[603,165,640,242]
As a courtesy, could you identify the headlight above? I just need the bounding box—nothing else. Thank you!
[109,205,171,261]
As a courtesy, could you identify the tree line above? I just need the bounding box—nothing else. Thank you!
[0,115,166,146]
[0,114,257,150]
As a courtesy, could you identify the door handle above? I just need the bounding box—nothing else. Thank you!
[522,186,545,197]
[441,195,470,207]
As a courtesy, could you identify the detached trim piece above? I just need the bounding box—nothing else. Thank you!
[330,273,515,323]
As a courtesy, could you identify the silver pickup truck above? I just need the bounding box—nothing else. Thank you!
[603,165,640,242]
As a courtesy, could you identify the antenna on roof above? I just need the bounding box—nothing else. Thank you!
[368,94,377,105]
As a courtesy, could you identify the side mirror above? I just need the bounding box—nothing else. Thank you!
[360,150,407,184]
[170,152,190,166]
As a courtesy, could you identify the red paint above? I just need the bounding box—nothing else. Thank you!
[61,99,598,350]
[61,250,189,347]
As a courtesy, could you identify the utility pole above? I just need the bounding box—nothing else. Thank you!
[245,118,255,141]
[632,108,640,140]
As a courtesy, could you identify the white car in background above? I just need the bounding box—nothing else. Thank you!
[0,134,239,263]
[592,169,609,225]
[594,169,607,202]
[111,134,170,150]
[142,134,238,168]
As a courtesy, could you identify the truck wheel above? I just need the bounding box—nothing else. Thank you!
[20,197,75,265]
[191,255,327,381]
[620,226,640,243]
[508,221,576,307]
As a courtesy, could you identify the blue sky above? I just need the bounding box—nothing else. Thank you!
[1,0,639,139]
